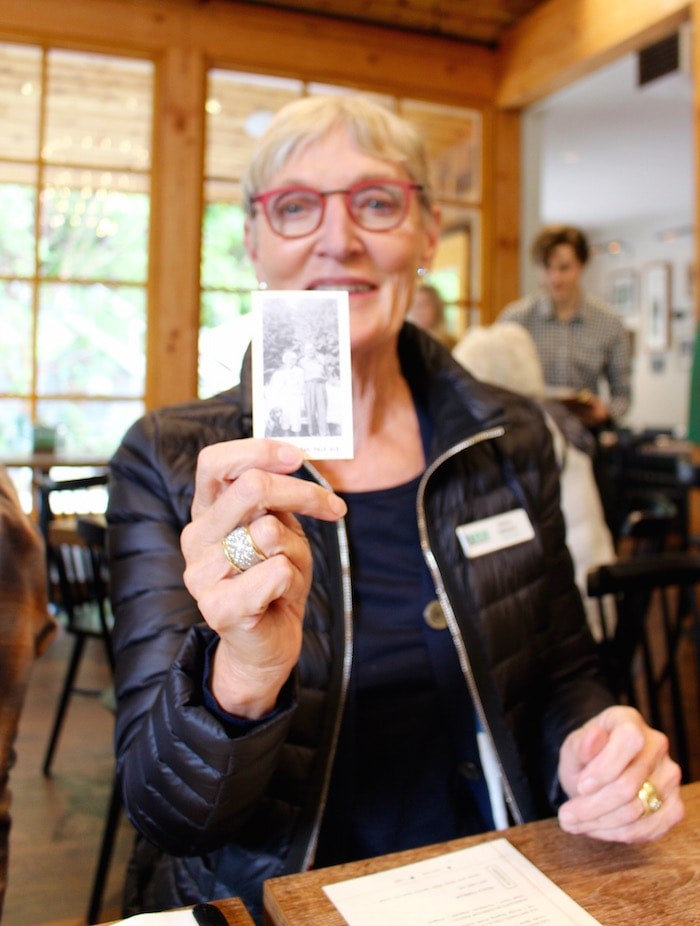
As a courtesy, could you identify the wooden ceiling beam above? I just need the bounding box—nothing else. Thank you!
[189,2,497,106]
[497,0,690,108]
[1,0,497,107]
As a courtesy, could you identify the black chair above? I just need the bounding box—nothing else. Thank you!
[587,551,700,781]
[76,516,126,925]
[73,516,124,926]
[618,491,679,555]
[605,429,691,549]
[35,475,124,923]
[87,770,123,924]
[37,473,113,776]
[676,457,700,551]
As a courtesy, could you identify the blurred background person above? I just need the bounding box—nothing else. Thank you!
[453,321,617,644]
[407,282,456,350]
[500,225,631,431]
[0,465,54,918]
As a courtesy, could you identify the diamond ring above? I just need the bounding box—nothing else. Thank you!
[638,779,663,816]
[222,525,267,572]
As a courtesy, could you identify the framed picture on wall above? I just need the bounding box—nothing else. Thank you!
[606,268,638,320]
[642,261,672,351]
[686,262,696,302]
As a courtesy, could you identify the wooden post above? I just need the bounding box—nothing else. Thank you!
[146,44,206,409]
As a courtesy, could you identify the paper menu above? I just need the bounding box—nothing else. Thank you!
[323,838,601,926]
[109,912,195,924]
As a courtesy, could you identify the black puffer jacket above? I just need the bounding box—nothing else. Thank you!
[107,324,613,921]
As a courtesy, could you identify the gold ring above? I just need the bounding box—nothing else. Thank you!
[638,779,663,816]
[222,526,267,572]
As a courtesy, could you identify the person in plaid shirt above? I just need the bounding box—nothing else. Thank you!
[501,225,631,430]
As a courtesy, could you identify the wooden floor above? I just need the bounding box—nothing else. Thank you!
[4,592,700,926]
[4,627,134,926]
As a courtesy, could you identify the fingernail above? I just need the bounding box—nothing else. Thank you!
[277,445,304,466]
[579,776,597,794]
[329,494,347,517]
[558,807,573,825]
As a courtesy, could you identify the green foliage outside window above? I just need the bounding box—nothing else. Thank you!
[0,185,35,276]
[40,186,149,283]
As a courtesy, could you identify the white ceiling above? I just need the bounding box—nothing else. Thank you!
[533,49,694,231]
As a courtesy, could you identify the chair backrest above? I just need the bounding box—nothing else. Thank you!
[611,432,690,548]
[35,471,109,544]
[618,492,678,555]
[587,552,700,597]
[587,550,700,780]
[36,474,112,652]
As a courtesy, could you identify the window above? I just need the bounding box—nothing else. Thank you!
[0,44,153,459]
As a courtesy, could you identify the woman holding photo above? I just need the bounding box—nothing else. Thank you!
[107,95,682,923]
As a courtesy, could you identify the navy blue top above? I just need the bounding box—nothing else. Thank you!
[315,470,493,867]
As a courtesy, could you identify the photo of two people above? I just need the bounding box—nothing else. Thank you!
[251,290,354,460]
[265,341,331,439]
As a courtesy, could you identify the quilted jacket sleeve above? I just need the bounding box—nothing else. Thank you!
[108,410,297,855]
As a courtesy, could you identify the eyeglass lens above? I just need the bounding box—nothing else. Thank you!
[264,182,413,237]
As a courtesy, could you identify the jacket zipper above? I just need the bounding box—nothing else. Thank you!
[299,462,354,870]
[415,424,525,826]
[301,426,523,868]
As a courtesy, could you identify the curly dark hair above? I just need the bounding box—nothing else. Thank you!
[531,225,589,267]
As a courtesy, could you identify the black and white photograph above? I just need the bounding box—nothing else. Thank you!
[606,268,638,321]
[251,290,354,459]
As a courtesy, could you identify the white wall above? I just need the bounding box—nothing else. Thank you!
[521,52,694,436]
[584,218,694,434]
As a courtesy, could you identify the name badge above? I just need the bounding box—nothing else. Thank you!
[456,509,535,559]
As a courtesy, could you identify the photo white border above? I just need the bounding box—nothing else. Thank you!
[251,290,354,460]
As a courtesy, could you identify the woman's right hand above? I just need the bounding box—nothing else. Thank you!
[181,439,346,719]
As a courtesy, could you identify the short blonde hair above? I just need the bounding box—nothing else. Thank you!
[242,95,433,216]
[453,322,546,398]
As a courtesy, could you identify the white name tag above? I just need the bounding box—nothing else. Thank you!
[456,509,535,559]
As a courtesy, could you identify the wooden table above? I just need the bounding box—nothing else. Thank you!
[264,780,700,925]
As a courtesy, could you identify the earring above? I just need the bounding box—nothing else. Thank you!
[258,281,268,290]
[416,267,426,277]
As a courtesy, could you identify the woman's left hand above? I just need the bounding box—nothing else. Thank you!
[557,705,684,841]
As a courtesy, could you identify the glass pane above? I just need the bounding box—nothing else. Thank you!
[199,293,253,397]
[0,398,32,454]
[400,99,481,203]
[201,185,257,290]
[206,71,302,181]
[0,182,36,276]
[36,399,144,457]
[0,280,33,393]
[37,282,146,396]
[39,167,149,282]
[0,162,37,185]
[439,205,481,302]
[2,466,33,513]
[44,50,152,170]
[0,42,41,161]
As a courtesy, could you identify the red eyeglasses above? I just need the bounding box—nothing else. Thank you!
[250,179,423,238]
